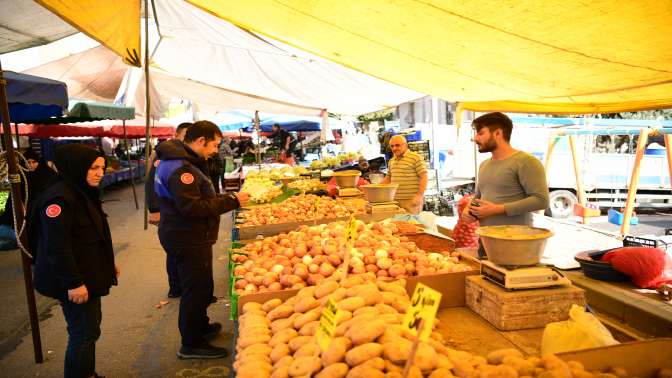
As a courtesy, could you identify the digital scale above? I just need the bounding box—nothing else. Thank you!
[481,260,571,290]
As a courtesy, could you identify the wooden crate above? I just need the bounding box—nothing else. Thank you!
[465,275,586,331]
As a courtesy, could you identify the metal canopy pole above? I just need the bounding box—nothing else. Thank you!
[123,120,139,209]
[0,61,43,363]
[143,0,151,230]
[665,134,672,192]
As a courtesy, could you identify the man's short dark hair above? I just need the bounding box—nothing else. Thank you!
[272,123,280,129]
[472,112,513,142]
[184,120,222,143]
[176,122,193,134]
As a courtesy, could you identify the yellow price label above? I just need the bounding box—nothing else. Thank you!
[345,214,357,242]
[315,298,341,351]
[402,283,442,342]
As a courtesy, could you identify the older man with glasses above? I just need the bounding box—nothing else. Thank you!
[382,135,428,214]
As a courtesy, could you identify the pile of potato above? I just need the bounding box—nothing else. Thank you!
[239,195,365,226]
[232,220,471,295]
[234,276,642,378]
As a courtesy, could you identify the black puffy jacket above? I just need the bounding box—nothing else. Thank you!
[31,181,116,300]
[154,140,240,249]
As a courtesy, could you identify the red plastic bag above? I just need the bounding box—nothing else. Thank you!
[602,247,672,288]
[452,195,479,248]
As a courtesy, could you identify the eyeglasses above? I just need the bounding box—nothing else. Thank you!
[390,144,404,147]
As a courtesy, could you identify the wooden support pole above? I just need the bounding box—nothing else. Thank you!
[665,134,672,190]
[568,135,587,223]
[620,130,650,235]
[0,61,43,363]
[123,120,139,210]
[544,132,560,185]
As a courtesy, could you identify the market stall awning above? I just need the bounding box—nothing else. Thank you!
[18,123,103,137]
[0,0,78,53]
[17,0,672,115]
[4,71,69,122]
[33,0,141,66]
[20,101,135,124]
[22,45,126,102]
[103,125,174,138]
[186,0,672,114]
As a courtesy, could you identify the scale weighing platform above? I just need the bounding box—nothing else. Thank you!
[481,260,571,290]
[366,201,400,213]
[337,188,362,197]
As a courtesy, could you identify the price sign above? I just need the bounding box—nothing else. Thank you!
[315,298,341,351]
[345,214,357,242]
[402,283,441,342]
[314,197,320,213]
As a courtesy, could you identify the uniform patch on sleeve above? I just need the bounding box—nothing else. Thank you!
[180,172,195,185]
[154,159,161,168]
[45,204,61,218]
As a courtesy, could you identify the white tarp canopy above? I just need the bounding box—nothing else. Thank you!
[0,0,77,53]
[2,0,423,117]
[145,0,422,116]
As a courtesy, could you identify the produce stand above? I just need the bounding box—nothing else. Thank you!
[234,209,404,240]
[229,232,472,317]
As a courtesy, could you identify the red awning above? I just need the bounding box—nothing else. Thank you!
[18,123,175,139]
[18,124,104,137]
[102,125,175,138]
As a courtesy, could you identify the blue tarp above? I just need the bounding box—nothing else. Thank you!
[218,111,321,132]
[4,71,69,123]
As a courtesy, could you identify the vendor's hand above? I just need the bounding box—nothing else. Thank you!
[236,192,250,206]
[411,194,423,208]
[68,285,89,304]
[115,265,120,279]
[469,199,505,219]
[148,212,160,226]
[462,205,478,224]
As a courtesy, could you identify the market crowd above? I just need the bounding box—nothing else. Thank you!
[12,112,547,378]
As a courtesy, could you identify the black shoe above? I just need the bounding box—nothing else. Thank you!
[177,343,228,359]
[203,322,222,340]
[167,291,181,298]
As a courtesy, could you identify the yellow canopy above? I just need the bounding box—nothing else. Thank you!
[33,0,672,113]
[187,0,672,114]
[35,0,141,67]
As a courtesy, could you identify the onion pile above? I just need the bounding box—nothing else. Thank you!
[232,220,471,295]
[241,176,283,204]
[239,195,365,226]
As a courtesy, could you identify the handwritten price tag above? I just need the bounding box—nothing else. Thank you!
[402,283,441,342]
[345,214,357,242]
[315,298,341,351]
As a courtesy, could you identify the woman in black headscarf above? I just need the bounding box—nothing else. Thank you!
[29,144,118,378]
[0,149,57,246]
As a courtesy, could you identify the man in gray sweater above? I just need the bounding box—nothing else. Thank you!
[462,112,549,228]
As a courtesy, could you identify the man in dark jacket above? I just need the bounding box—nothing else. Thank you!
[29,144,118,378]
[145,122,193,298]
[154,120,248,359]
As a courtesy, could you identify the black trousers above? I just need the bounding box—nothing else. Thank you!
[166,245,214,347]
[166,253,181,295]
[60,296,102,378]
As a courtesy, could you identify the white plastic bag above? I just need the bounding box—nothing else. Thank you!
[541,304,619,354]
